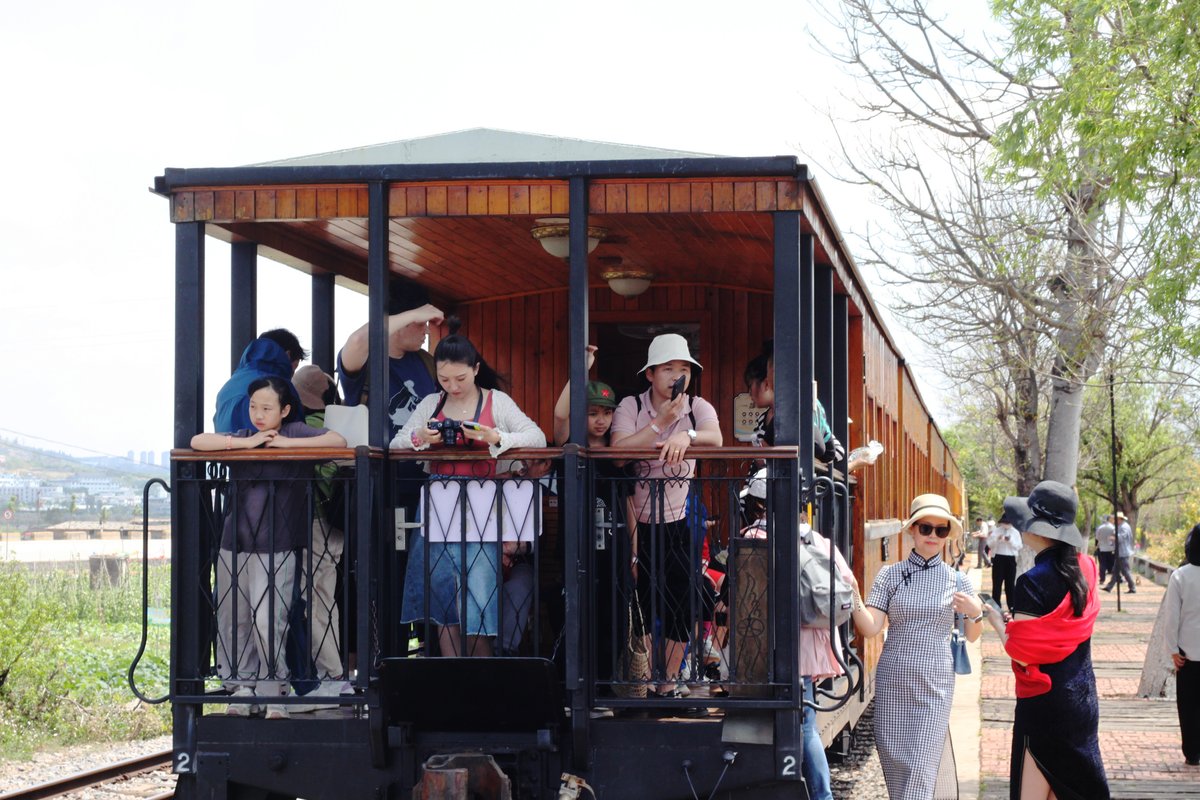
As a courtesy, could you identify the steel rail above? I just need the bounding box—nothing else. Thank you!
[0,749,172,800]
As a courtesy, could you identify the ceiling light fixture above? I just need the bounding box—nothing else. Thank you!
[530,217,606,258]
[601,269,654,297]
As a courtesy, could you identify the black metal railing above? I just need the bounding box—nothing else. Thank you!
[170,447,375,713]
[166,444,859,719]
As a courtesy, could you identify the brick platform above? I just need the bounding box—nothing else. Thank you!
[976,567,1199,799]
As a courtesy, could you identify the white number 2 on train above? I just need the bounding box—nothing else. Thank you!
[780,755,797,777]
[175,752,194,773]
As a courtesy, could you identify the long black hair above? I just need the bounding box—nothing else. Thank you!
[1044,541,1090,616]
[433,317,507,391]
[1185,523,1200,567]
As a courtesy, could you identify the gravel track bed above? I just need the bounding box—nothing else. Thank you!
[828,698,890,797]
[0,735,174,796]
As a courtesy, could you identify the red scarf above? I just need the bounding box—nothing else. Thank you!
[1004,553,1099,698]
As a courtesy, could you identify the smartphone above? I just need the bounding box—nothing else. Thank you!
[460,420,486,432]
[670,374,687,400]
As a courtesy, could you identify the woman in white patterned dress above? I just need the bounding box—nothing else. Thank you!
[847,494,985,800]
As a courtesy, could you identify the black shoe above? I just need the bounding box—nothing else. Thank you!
[1103,585,1113,593]
[1186,758,1199,766]
[1127,589,1136,594]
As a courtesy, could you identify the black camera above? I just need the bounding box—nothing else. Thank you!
[427,418,464,446]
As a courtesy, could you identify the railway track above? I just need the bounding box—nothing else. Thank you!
[0,749,173,800]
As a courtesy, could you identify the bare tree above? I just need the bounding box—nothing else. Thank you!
[818,0,1145,486]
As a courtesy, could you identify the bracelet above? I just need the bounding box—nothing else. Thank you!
[970,611,985,624]
[411,430,424,448]
[225,434,232,450]
[650,423,662,435]
[853,594,867,613]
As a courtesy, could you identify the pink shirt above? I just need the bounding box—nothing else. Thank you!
[611,389,719,523]
[799,528,853,679]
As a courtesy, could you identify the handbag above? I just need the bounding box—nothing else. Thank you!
[613,601,650,698]
[951,615,971,675]
[949,572,971,675]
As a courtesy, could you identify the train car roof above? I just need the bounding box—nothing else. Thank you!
[249,127,725,167]
[153,128,951,449]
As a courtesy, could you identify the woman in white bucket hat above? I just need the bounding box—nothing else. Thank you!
[611,333,723,705]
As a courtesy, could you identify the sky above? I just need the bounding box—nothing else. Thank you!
[0,0,967,462]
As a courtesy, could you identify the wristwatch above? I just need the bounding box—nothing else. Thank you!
[969,611,985,624]
[687,429,698,443]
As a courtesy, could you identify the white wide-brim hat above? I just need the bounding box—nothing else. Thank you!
[739,468,768,500]
[901,493,964,539]
[638,333,703,374]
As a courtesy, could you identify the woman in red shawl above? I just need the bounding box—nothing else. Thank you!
[984,481,1110,800]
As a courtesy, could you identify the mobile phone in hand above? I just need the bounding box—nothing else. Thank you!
[460,420,486,432]
[670,375,686,400]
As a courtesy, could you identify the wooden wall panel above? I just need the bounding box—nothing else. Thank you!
[901,372,928,457]
[451,285,773,439]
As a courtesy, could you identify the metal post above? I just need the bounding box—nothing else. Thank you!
[367,183,390,448]
[230,241,257,372]
[171,222,205,788]
[1109,369,1121,612]
[564,176,590,768]
[770,212,810,781]
[833,294,850,558]
[176,225,206,448]
[311,272,336,372]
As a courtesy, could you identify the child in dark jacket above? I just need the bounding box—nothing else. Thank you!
[192,375,345,718]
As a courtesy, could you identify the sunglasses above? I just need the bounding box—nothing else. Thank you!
[915,522,952,539]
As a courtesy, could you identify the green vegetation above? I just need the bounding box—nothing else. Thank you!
[0,560,171,762]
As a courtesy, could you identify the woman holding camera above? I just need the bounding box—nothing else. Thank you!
[392,319,545,657]
[847,494,983,800]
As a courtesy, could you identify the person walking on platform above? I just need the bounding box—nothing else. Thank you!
[971,516,992,569]
[1103,512,1136,594]
[988,515,1022,616]
[848,493,983,800]
[1164,523,1200,766]
[984,481,1110,800]
[1094,515,1116,586]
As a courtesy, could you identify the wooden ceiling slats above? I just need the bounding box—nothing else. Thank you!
[167,176,850,305]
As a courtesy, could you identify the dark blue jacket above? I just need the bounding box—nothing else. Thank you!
[213,339,301,433]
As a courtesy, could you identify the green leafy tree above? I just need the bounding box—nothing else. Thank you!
[992,0,1200,355]
[1077,369,1200,532]
[823,0,1144,488]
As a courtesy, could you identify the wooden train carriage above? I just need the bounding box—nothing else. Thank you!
[153,129,963,800]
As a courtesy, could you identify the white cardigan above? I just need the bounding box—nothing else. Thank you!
[389,389,547,462]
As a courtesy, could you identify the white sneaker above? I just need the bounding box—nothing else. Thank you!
[264,704,289,720]
[307,680,354,698]
[224,686,258,717]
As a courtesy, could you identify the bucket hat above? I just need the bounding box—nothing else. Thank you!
[740,468,768,500]
[586,381,617,409]
[1003,480,1083,548]
[638,333,702,374]
[901,493,963,538]
[293,365,335,411]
